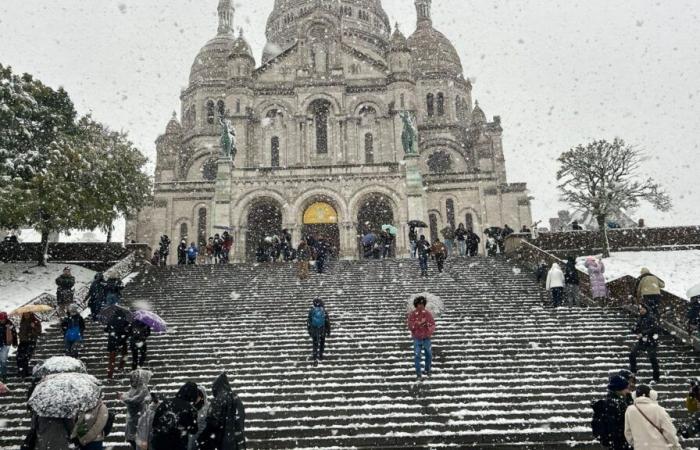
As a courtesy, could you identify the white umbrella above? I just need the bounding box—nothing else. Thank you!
[34,356,87,379]
[28,373,101,418]
[406,292,445,318]
[688,283,700,299]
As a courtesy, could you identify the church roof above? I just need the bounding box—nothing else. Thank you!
[472,100,486,124]
[389,24,409,52]
[407,20,463,79]
[190,35,237,84]
[231,30,254,59]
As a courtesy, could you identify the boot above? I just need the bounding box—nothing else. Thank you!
[107,352,116,379]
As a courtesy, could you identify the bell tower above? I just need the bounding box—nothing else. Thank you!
[217,0,235,35]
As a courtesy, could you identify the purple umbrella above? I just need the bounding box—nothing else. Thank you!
[133,310,167,333]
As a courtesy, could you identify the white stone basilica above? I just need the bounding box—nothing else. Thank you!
[126,0,532,262]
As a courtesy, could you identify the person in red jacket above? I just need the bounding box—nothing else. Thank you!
[407,296,436,380]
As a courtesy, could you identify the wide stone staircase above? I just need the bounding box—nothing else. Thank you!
[2,257,700,449]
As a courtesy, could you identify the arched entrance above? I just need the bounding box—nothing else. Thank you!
[302,201,340,256]
[356,194,395,257]
[245,199,283,261]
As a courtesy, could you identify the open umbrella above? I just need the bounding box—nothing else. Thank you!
[28,373,101,418]
[10,304,53,315]
[688,283,700,300]
[382,224,398,236]
[133,310,167,333]
[361,233,377,246]
[98,304,133,325]
[406,292,445,319]
[34,356,87,380]
[408,220,428,228]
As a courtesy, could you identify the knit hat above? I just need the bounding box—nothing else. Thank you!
[608,375,629,392]
[617,369,636,383]
[0,312,7,321]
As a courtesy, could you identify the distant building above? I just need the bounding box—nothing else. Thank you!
[127,0,532,261]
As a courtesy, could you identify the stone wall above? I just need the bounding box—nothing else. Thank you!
[0,242,150,270]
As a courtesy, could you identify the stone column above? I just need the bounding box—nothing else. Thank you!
[213,157,233,260]
[403,153,427,224]
[339,221,356,260]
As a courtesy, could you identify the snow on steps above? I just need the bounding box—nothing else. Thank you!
[1,257,699,450]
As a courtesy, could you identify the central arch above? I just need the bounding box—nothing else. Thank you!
[245,198,283,261]
[356,193,395,257]
[302,201,340,256]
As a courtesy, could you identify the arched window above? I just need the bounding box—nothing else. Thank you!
[437,93,445,116]
[197,208,207,247]
[427,94,434,117]
[180,223,188,242]
[217,100,225,118]
[364,133,374,164]
[446,199,456,229]
[271,136,280,167]
[465,213,474,231]
[311,99,331,154]
[235,99,241,114]
[206,101,215,124]
[429,213,439,243]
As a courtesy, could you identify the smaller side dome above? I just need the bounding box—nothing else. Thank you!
[165,112,182,134]
[472,100,486,124]
[390,23,409,52]
[231,29,254,60]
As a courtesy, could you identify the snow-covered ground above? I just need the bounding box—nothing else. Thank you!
[0,263,95,313]
[577,250,700,300]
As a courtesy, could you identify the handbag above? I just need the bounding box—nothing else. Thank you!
[634,404,672,445]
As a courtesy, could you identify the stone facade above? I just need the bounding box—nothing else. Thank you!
[126,0,532,262]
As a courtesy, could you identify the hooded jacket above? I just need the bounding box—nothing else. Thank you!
[0,316,18,348]
[624,394,681,449]
[152,382,199,450]
[86,273,106,308]
[19,314,42,343]
[122,369,153,442]
[636,269,665,298]
[188,385,210,450]
[546,263,565,290]
[199,374,246,450]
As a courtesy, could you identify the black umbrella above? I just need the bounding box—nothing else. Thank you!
[98,304,133,325]
[408,220,428,228]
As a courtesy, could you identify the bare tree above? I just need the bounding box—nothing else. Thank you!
[557,138,671,257]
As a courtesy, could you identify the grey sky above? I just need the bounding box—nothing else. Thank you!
[1,0,699,234]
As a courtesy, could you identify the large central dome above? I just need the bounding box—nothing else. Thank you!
[263,0,391,63]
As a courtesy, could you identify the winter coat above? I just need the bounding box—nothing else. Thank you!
[159,237,171,256]
[407,309,436,340]
[593,392,631,449]
[136,401,158,450]
[188,385,210,450]
[34,415,74,450]
[177,244,188,259]
[55,274,75,291]
[104,278,124,304]
[416,240,431,257]
[441,227,456,240]
[0,320,18,348]
[546,264,565,290]
[71,401,109,447]
[106,311,132,347]
[152,382,199,450]
[585,259,608,298]
[198,374,246,450]
[408,229,417,242]
[187,246,198,260]
[123,369,153,442]
[636,270,665,298]
[87,274,107,311]
[307,303,331,336]
[624,396,681,449]
[130,321,152,344]
[430,242,448,259]
[687,298,700,326]
[455,227,467,241]
[222,234,233,252]
[633,313,660,348]
[466,231,481,247]
[60,314,85,340]
[19,314,42,343]
[564,260,580,286]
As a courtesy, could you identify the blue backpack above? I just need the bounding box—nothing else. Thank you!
[310,307,326,328]
[65,324,82,343]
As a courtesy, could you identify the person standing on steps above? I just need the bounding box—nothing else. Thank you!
[0,312,17,383]
[297,240,311,281]
[466,228,481,257]
[416,235,431,277]
[213,234,223,264]
[592,375,632,450]
[186,242,198,265]
[120,368,153,450]
[56,267,76,317]
[629,304,661,383]
[130,320,151,371]
[104,271,124,306]
[70,398,110,450]
[564,257,581,306]
[106,309,131,379]
[158,235,171,266]
[455,223,467,257]
[624,384,681,450]
[86,273,107,321]
[188,385,210,450]
[151,382,199,450]
[636,268,665,316]
[430,238,448,274]
[177,240,188,266]
[314,239,330,275]
[307,299,331,365]
[136,392,160,450]
[408,226,418,259]
[16,312,41,379]
[407,296,436,380]
[205,237,215,265]
[585,256,608,301]
[222,231,233,264]
[198,373,246,450]
[546,262,565,307]
[441,225,456,257]
[61,304,85,358]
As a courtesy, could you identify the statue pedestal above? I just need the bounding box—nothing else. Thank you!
[404,154,427,223]
[212,158,233,248]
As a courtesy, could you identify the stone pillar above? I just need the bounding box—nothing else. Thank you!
[339,221,356,260]
[213,157,233,260]
[404,153,427,224]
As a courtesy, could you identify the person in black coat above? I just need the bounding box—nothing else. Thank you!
[55,267,76,316]
[591,375,632,449]
[416,235,431,277]
[106,310,131,379]
[177,240,188,266]
[86,273,106,321]
[564,257,580,306]
[0,311,18,383]
[152,382,199,450]
[130,320,151,371]
[198,374,245,450]
[307,299,331,365]
[159,235,171,266]
[629,305,661,382]
[466,229,481,257]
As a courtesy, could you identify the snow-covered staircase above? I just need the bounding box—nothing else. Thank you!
[2,257,700,449]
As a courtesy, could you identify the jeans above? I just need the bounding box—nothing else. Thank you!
[435,255,445,273]
[413,338,432,376]
[0,345,9,378]
[565,284,580,305]
[65,339,81,358]
[444,239,454,256]
[551,287,564,307]
[310,327,326,361]
[418,254,428,275]
[629,342,660,381]
[316,256,326,274]
[410,241,417,258]
[457,240,466,256]
[81,441,104,450]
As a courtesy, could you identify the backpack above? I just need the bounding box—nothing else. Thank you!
[591,399,611,443]
[152,402,180,439]
[310,307,326,329]
[65,324,82,343]
[103,410,116,437]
